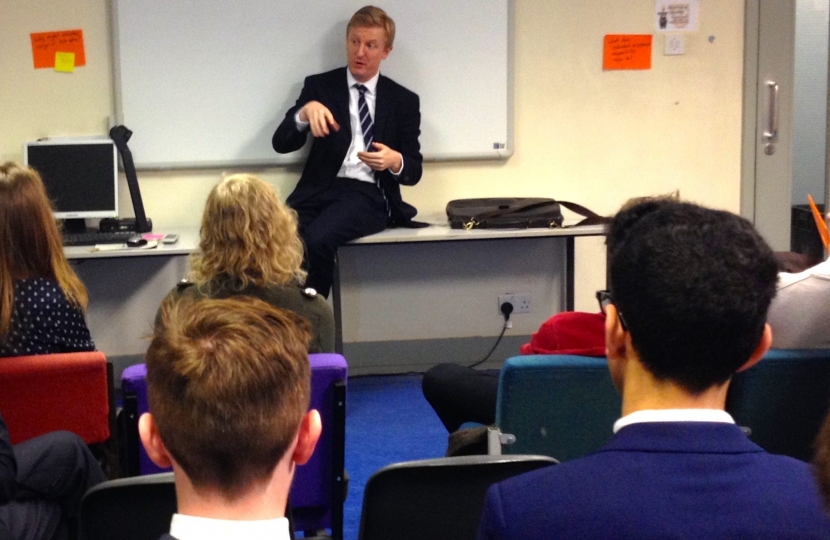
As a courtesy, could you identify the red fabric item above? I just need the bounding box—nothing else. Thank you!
[520,311,606,357]
[0,352,110,445]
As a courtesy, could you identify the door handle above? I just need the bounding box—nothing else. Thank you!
[763,81,779,142]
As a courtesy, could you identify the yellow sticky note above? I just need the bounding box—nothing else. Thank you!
[54,51,75,73]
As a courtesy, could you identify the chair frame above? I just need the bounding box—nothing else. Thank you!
[0,352,119,477]
[358,454,557,540]
[80,472,176,540]
[488,354,620,461]
[119,355,348,539]
[726,348,830,461]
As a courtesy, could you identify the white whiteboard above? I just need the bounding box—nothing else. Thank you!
[112,0,513,170]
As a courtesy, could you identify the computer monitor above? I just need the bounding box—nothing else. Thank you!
[23,139,119,221]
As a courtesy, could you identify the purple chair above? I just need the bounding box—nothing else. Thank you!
[121,363,162,476]
[292,353,348,539]
[121,353,348,539]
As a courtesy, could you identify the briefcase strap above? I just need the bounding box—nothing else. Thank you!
[465,199,610,230]
[557,201,612,227]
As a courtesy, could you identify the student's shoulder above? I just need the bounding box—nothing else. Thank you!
[157,280,203,312]
[483,462,590,535]
[262,284,330,311]
[755,451,820,482]
[14,276,61,296]
[169,279,199,297]
[492,457,593,503]
[13,277,74,311]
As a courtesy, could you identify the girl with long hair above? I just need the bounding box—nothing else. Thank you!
[0,162,94,356]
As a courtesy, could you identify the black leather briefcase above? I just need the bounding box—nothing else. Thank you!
[446,198,609,230]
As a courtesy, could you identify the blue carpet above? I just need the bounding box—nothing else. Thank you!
[342,374,447,540]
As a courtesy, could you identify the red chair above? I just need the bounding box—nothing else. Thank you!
[0,351,116,473]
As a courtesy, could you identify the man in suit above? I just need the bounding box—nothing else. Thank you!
[139,296,321,540]
[478,199,830,540]
[272,5,423,298]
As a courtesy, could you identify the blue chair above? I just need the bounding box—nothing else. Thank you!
[490,355,621,462]
[726,348,830,461]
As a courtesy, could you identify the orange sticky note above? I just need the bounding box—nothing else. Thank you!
[31,29,86,69]
[603,34,652,70]
[808,194,830,251]
[54,52,75,73]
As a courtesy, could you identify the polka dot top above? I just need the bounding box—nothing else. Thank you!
[0,277,95,357]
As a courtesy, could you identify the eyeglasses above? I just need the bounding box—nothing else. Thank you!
[596,290,627,330]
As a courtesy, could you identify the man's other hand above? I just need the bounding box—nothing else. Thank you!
[358,142,402,173]
[299,101,340,137]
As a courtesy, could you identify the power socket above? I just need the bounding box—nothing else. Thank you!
[498,293,531,315]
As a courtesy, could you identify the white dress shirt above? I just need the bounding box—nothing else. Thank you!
[613,408,735,433]
[767,258,830,349]
[168,514,291,540]
[294,69,402,184]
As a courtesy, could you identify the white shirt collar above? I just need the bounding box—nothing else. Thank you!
[778,258,830,289]
[169,514,290,540]
[613,409,735,433]
[347,69,379,94]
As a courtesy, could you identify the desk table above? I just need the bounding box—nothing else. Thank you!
[65,223,606,366]
[64,229,198,381]
[64,229,200,260]
[332,222,606,353]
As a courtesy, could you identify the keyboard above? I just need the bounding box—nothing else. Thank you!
[63,231,135,247]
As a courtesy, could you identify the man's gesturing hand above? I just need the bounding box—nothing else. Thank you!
[357,142,403,173]
[299,101,340,137]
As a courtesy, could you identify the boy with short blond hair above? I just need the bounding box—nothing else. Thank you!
[140,296,320,539]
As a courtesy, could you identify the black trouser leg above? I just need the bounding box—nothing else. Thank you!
[291,180,388,298]
[0,431,107,540]
[422,364,500,433]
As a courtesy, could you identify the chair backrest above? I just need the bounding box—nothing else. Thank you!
[358,454,556,540]
[291,353,348,537]
[80,472,176,540]
[120,353,348,537]
[496,355,621,462]
[0,351,112,445]
[726,348,830,461]
[121,363,163,476]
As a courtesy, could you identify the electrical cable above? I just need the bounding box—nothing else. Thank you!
[468,302,513,368]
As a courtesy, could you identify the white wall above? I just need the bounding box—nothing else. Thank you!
[2,0,746,361]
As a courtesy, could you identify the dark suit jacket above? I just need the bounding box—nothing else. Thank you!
[478,422,830,540]
[272,67,423,226]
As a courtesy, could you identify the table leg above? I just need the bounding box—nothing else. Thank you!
[332,254,343,354]
[566,237,575,311]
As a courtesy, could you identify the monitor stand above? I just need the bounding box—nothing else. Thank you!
[63,218,87,234]
[110,125,152,233]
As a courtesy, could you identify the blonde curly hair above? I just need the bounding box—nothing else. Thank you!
[188,174,306,288]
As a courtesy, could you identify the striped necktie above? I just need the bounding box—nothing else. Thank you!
[355,83,389,216]
[355,84,374,150]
